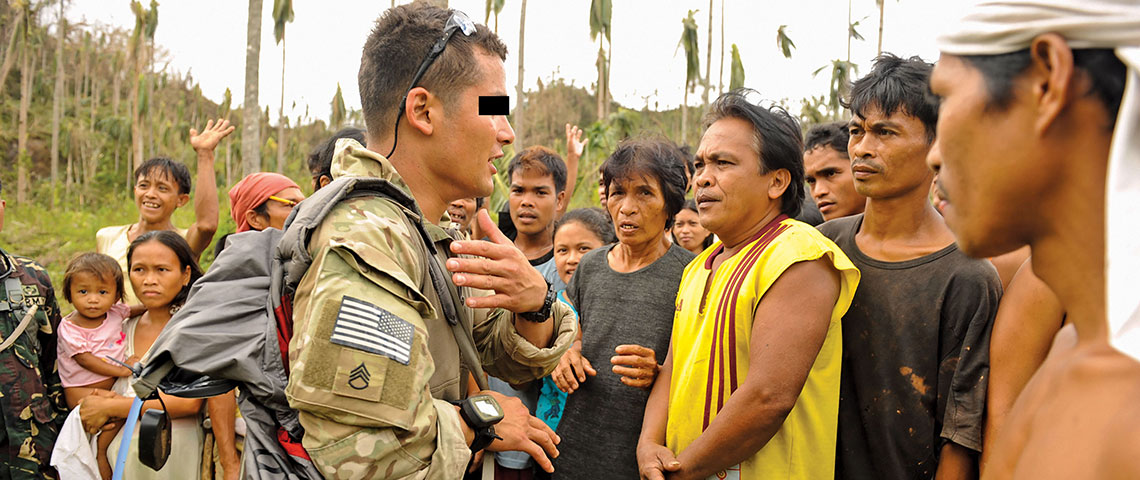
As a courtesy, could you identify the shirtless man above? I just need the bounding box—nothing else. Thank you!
[931,2,1140,477]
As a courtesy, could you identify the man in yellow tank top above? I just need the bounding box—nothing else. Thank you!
[637,91,860,480]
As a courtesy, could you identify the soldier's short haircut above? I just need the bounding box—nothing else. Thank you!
[62,253,125,304]
[508,146,568,193]
[601,137,690,230]
[134,157,192,195]
[804,121,851,157]
[842,53,939,142]
[358,4,508,140]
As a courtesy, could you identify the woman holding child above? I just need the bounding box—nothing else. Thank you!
[78,231,207,478]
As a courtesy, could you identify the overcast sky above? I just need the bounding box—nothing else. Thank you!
[67,0,964,125]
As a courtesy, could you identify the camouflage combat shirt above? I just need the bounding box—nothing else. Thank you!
[0,248,66,480]
[285,139,577,479]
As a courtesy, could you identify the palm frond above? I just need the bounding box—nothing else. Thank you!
[776,25,795,59]
[730,44,745,90]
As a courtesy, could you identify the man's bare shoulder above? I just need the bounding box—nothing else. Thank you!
[1097,382,1140,479]
[988,339,1140,479]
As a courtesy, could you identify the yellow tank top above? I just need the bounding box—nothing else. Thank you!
[666,216,859,479]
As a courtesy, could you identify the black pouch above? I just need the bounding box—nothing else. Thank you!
[138,404,171,471]
[138,367,238,471]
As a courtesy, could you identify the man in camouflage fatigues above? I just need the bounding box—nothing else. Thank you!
[284,5,576,478]
[0,180,67,479]
[286,140,576,479]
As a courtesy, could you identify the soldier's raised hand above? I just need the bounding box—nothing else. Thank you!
[447,210,549,314]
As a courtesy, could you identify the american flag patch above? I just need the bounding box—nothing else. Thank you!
[330,296,415,365]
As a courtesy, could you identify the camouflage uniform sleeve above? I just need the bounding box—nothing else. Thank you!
[285,198,469,479]
[471,299,578,384]
[15,257,66,423]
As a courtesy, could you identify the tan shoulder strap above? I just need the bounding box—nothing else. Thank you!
[0,303,38,352]
[387,200,490,392]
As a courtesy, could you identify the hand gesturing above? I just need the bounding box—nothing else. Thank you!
[189,119,236,153]
[447,210,548,313]
[565,123,587,160]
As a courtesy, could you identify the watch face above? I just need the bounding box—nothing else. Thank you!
[474,397,502,420]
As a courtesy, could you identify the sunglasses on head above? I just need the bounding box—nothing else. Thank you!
[387,10,477,159]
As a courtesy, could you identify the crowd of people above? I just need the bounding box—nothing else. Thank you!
[0,0,1138,479]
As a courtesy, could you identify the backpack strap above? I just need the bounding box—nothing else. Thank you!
[385,201,490,393]
[0,277,35,353]
[0,276,26,314]
[282,176,491,392]
[0,303,37,353]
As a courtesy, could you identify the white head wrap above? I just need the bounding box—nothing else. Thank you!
[938,1,1140,360]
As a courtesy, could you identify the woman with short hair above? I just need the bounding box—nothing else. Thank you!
[550,138,695,480]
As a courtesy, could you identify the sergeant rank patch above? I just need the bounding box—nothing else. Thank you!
[330,296,415,365]
[348,363,371,390]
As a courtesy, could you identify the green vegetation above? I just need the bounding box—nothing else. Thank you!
[0,0,871,307]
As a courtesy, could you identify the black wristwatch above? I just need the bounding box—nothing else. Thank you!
[458,394,504,453]
[517,283,555,323]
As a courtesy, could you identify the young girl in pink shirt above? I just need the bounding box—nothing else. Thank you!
[57,253,136,480]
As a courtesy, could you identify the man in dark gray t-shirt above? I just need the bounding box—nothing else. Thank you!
[819,214,1000,480]
[825,54,1001,479]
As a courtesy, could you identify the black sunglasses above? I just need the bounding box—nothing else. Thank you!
[387,10,477,159]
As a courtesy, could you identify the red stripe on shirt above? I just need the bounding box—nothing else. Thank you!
[702,216,789,426]
[726,224,789,393]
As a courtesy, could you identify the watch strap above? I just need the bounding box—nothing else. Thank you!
[518,283,555,323]
[469,425,501,453]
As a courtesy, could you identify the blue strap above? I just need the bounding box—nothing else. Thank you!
[112,397,144,480]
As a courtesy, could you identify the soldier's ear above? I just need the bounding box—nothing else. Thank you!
[404,87,436,138]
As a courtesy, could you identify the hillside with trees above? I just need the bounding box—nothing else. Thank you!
[0,0,871,290]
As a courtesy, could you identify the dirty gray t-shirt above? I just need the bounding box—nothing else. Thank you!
[818,214,1001,480]
[553,243,695,480]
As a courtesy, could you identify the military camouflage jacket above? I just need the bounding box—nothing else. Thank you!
[285,139,577,479]
[0,248,66,480]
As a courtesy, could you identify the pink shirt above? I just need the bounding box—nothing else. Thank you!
[56,303,130,387]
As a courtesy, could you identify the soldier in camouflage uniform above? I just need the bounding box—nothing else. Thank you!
[284,4,577,479]
[0,180,68,479]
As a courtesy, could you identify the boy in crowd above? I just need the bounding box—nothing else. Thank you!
[803,122,865,222]
[508,146,570,292]
[96,119,233,303]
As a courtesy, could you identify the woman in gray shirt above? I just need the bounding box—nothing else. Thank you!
[550,138,695,480]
